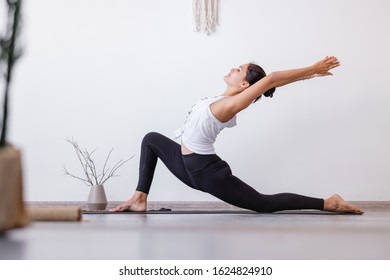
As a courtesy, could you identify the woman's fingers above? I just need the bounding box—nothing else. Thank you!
[314,56,340,75]
[325,56,340,68]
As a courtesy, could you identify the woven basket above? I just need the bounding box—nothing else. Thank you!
[0,146,27,234]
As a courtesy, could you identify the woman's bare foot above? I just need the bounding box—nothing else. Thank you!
[110,191,147,212]
[324,194,364,214]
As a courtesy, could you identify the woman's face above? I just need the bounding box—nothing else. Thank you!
[224,64,250,88]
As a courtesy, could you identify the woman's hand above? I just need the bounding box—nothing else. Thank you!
[310,56,341,77]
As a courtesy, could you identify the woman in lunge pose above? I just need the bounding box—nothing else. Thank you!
[112,56,363,214]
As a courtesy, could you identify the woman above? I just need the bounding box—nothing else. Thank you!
[112,56,363,214]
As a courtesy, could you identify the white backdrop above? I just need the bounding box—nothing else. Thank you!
[8,0,390,202]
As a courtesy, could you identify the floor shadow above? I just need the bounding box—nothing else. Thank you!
[0,233,27,259]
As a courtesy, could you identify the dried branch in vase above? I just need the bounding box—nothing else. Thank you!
[63,138,134,186]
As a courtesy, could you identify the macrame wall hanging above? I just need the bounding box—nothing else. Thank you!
[192,0,218,35]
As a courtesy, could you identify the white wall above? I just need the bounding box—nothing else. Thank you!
[8,0,390,202]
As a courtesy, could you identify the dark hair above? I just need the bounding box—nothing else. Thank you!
[246,63,276,102]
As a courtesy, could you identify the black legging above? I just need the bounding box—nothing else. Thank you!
[136,132,324,213]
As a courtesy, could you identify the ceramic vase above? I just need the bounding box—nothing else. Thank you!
[87,184,107,211]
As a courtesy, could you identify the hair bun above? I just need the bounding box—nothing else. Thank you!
[264,87,276,98]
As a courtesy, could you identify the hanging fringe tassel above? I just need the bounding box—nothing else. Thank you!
[193,0,218,35]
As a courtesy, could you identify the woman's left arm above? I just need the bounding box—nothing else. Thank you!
[219,56,340,120]
[268,56,340,88]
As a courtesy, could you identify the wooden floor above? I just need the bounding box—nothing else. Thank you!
[1,201,390,260]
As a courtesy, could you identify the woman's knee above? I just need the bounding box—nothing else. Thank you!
[142,132,162,145]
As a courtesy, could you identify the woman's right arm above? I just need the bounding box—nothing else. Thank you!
[268,56,340,88]
[225,56,341,117]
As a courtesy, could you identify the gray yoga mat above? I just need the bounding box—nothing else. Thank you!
[82,208,336,215]
[83,208,253,214]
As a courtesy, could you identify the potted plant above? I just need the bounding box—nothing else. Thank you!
[63,138,133,210]
[0,0,27,234]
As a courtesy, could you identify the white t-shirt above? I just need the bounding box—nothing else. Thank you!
[174,95,237,154]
